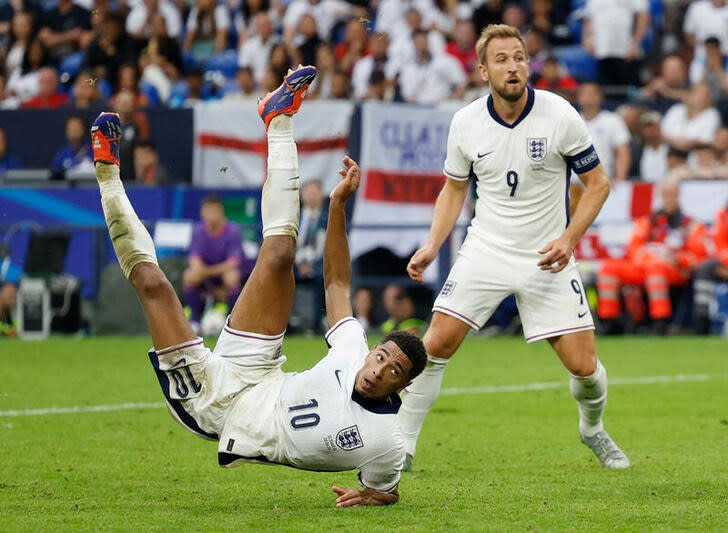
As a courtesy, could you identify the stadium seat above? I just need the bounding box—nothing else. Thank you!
[553,45,598,82]
[59,52,85,83]
[205,49,239,79]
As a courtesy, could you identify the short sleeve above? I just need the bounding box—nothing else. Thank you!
[325,317,367,350]
[443,113,471,181]
[358,446,403,493]
[557,102,601,174]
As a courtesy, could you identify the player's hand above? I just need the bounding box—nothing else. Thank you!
[330,156,360,203]
[332,486,362,507]
[538,235,575,273]
[407,244,438,284]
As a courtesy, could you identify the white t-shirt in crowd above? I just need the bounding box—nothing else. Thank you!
[584,0,648,59]
[661,103,721,145]
[238,34,279,85]
[351,55,398,99]
[399,52,466,105]
[283,0,351,40]
[126,0,182,38]
[640,143,669,182]
[582,110,630,181]
[186,4,231,35]
[683,0,728,83]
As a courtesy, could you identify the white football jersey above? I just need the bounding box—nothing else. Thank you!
[219,318,404,493]
[444,87,599,257]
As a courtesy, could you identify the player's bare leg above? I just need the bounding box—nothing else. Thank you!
[227,65,316,334]
[548,330,630,469]
[92,112,196,349]
[399,311,470,469]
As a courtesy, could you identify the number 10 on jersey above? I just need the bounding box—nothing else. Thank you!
[288,398,320,429]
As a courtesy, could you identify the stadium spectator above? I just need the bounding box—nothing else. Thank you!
[6,38,49,104]
[399,28,466,105]
[638,111,668,182]
[0,280,16,336]
[282,0,351,45]
[676,144,727,180]
[380,284,426,336]
[21,67,69,108]
[0,128,22,175]
[233,0,275,46]
[445,19,478,75]
[639,55,689,113]
[373,0,410,37]
[617,103,645,178]
[183,194,246,335]
[523,28,549,76]
[529,0,572,46]
[582,0,649,86]
[664,146,689,181]
[661,82,721,154]
[597,179,709,335]
[237,12,278,87]
[472,0,505,33]
[353,287,375,331]
[531,55,578,101]
[37,0,92,63]
[3,11,34,83]
[334,16,367,74]
[330,68,351,99]
[111,63,150,108]
[113,89,151,180]
[81,11,134,91]
[223,65,260,100]
[713,127,728,164]
[693,202,728,334]
[701,37,728,103]
[126,0,182,40]
[69,70,104,109]
[683,0,728,85]
[501,3,528,34]
[388,6,446,75]
[295,179,327,331]
[294,13,322,67]
[183,0,231,62]
[138,12,184,103]
[133,140,168,185]
[51,114,93,174]
[577,82,630,184]
[310,41,335,98]
[351,31,395,100]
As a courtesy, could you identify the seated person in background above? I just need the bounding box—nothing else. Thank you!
[51,113,93,176]
[223,66,261,101]
[380,285,426,336]
[182,0,230,62]
[133,140,168,185]
[353,287,375,331]
[596,180,709,335]
[661,82,720,154]
[0,281,16,336]
[0,128,22,175]
[531,56,579,102]
[21,67,68,109]
[694,201,728,334]
[183,195,247,334]
[671,144,728,180]
[296,179,327,332]
[639,55,689,112]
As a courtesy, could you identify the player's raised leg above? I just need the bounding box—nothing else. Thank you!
[399,311,470,469]
[548,330,630,469]
[227,65,317,335]
[92,112,196,349]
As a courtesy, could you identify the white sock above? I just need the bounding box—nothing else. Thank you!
[96,162,158,279]
[569,359,607,438]
[398,355,449,456]
[262,115,299,239]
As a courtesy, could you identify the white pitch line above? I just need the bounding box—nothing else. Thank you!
[0,374,719,418]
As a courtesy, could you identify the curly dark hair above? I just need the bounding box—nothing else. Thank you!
[381,330,427,380]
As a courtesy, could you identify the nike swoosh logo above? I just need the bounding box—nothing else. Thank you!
[578,311,588,318]
[477,151,494,159]
[334,369,343,387]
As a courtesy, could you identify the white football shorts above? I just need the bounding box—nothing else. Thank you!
[147,320,287,440]
[433,239,595,343]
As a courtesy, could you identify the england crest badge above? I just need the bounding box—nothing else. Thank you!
[440,279,457,298]
[336,425,364,451]
[527,138,547,161]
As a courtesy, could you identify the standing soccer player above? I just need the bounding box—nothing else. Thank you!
[399,24,630,470]
[90,65,427,506]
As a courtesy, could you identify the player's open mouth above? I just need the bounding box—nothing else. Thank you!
[362,377,374,390]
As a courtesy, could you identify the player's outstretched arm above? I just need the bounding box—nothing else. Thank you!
[332,485,399,507]
[323,156,360,327]
[538,163,610,273]
[407,178,469,283]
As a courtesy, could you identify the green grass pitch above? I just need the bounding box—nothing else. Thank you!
[2,335,727,531]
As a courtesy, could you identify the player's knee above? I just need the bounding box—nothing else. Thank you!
[261,240,295,273]
[133,266,173,300]
[567,351,598,377]
[422,329,459,359]
[182,268,202,288]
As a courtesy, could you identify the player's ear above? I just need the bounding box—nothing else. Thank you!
[478,62,488,83]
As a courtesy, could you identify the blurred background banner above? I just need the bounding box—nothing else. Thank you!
[193,100,353,189]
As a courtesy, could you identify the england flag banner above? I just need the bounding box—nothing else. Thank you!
[193,100,353,191]
[350,101,471,275]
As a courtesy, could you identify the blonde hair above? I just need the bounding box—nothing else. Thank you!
[475,24,528,65]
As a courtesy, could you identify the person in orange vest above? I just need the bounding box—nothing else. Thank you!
[597,179,709,334]
[694,202,728,334]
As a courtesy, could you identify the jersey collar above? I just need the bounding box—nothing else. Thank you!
[351,389,402,414]
[486,85,535,129]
